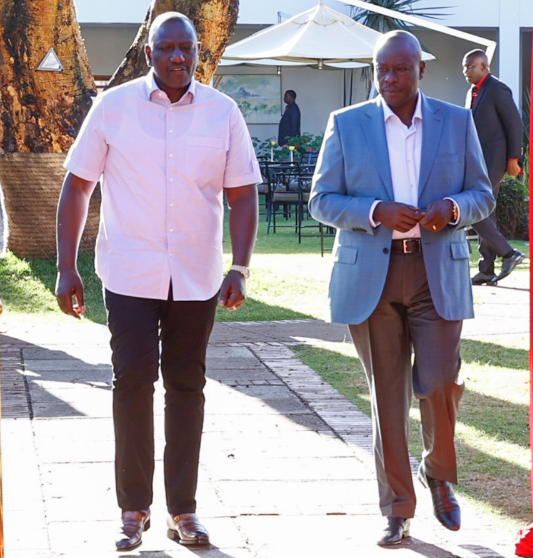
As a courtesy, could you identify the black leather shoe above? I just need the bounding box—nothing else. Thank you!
[115,509,150,551]
[419,472,460,531]
[167,512,210,546]
[471,271,497,285]
[496,250,525,282]
[377,516,410,546]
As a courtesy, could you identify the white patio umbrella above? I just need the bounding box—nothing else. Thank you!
[222,0,435,66]
[218,58,369,69]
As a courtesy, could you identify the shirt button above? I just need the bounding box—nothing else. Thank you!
[170,203,175,207]
[169,130,174,134]
[169,229,174,233]
[170,178,174,182]
[169,154,174,158]
[169,253,173,256]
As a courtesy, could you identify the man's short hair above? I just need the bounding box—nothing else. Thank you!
[373,30,422,63]
[285,90,297,100]
[148,11,198,45]
[464,49,488,64]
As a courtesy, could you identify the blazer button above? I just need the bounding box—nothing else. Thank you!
[383,248,389,254]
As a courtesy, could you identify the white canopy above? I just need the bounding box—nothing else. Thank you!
[223,2,435,65]
[218,58,369,69]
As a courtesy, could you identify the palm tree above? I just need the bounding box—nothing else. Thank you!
[108,0,239,88]
[0,0,98,258]
[0,0,95,153]
[349,0,448,100]
[351,0,448,34]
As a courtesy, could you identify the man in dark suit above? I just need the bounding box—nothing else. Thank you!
[278,89,301,145]
[463,49,524,285]
[310,31,494,546]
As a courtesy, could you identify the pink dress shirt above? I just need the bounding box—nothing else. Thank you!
[64,71,262,301]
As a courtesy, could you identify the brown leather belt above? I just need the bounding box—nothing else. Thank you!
[391,238,422,254]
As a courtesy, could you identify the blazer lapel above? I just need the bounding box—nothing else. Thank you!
[419,95,444,198]
[472,75,491,115]
[361,99,394,200]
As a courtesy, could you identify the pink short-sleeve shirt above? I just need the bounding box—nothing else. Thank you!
[64,72,262,301]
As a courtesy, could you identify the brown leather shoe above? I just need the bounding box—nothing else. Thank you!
[167,512,210,546]
[115,509,150,551]
[418,471,461,531]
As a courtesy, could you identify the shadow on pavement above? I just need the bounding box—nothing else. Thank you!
[460,545,509,558]
[118,547,241,558]
[1,333,112,419]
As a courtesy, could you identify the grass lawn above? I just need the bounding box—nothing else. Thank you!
[0,214,530,535]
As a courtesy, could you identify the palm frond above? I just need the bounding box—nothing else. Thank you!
[353,0,452,27]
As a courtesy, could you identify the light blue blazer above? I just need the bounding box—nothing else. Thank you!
[309,93,495,325]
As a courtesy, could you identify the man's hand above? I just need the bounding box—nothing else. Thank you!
[373,201,423,233]
[219,270,246,311]
[55,269,86,319]
[506,159,521,176]
[419,199,454,232]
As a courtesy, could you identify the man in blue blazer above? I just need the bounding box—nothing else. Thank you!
[309,31,495,546]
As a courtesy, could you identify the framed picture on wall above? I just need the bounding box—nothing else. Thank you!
[214,74,281,124]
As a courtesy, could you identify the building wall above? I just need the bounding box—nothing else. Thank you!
[415,28,499,107]
[74,0,530,141]
[80,25,138,77]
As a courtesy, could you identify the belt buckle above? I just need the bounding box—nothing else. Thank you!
[402,239,417,253]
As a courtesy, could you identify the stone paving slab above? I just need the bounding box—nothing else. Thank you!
[1,280,527,558]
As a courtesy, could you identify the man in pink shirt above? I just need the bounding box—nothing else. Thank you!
[56,12,261,551]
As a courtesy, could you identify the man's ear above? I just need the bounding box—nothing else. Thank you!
[419,61,426,80]
[145,44,152,67]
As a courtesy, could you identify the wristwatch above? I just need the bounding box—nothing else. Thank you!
[229,264,250,279]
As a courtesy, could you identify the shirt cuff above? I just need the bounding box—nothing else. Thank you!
[369,199,382,228]
[444,197,460,225]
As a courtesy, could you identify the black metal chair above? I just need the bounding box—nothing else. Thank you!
[257,161,272,218]
[264,162,301,234]
[296,173,335,255]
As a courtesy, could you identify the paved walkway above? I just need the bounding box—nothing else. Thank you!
[0,271,528,557]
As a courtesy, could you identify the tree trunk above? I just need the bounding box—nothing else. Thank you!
[108,0,239,88]
[0,0,98,258]
[0,0,95,153]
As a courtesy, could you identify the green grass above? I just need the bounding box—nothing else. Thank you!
[0,213,530,534]
[0,217,336,323]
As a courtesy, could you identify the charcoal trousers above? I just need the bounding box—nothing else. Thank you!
[105,287,218,515]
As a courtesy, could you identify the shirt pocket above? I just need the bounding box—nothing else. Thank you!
[334,245,358,264]
[450,241,469,260]
[185,136,226,188]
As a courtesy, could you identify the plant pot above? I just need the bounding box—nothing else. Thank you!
[0,152,100,259]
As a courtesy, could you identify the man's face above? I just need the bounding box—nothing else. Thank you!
[283,92,292,104]
[462,55,487,85]
[374,42,424,112]
[145,18,199,101]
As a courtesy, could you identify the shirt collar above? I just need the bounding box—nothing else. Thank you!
[144,69,196,104]
[382,90,423,126]
[474,72,490,90]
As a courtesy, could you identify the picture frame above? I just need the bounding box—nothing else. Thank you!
[214,74,281,124]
